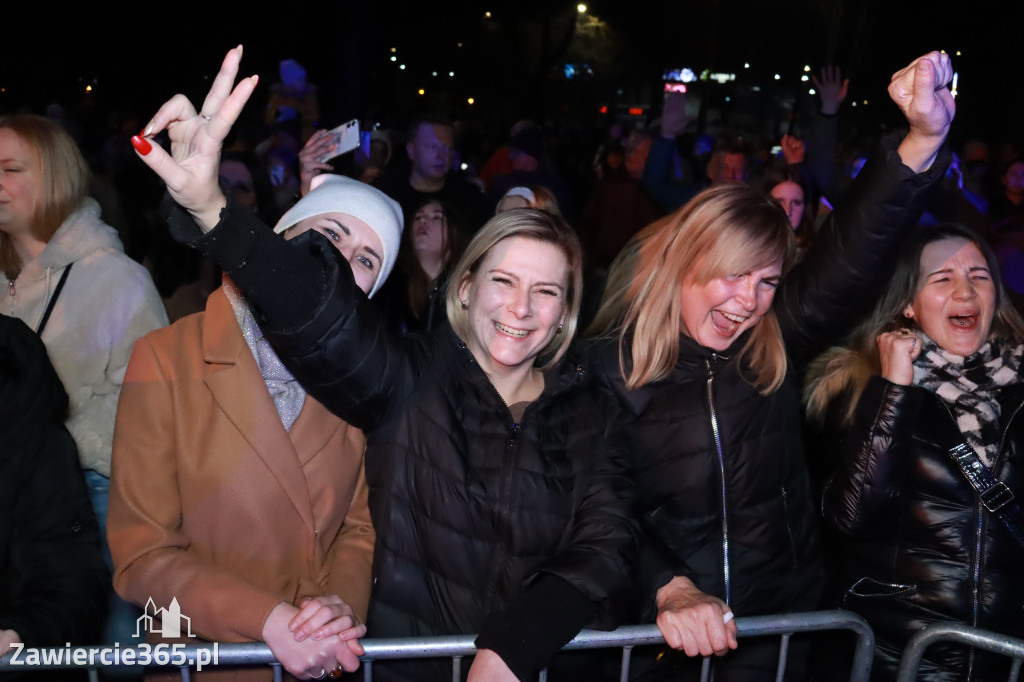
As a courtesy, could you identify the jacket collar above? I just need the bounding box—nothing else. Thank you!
[441,323,587,405]
[201,287,321,533]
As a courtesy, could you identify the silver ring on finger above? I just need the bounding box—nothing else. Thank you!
[311,670,326,680]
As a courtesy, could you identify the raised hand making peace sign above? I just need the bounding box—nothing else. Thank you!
[131,45,258,231]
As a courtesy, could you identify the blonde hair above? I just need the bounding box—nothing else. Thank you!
[805,224,1024,425]
[0,115,90,278]
[446,208,582,369]
[593,184,795,392]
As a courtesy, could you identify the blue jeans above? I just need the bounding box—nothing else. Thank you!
[84,470,143,679]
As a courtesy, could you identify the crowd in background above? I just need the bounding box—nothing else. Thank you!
[1,47,1022,682]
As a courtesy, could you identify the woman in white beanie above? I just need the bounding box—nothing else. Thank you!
[107,171,402,680]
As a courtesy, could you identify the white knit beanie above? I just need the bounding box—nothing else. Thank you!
[274,175,404,297]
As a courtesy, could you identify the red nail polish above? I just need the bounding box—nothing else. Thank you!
[131,135,152,156]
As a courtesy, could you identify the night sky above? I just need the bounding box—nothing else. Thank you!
[5,1,1022,144]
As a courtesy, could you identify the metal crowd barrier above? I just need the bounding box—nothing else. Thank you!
[894,622,1024,682]
[0,609,872,682]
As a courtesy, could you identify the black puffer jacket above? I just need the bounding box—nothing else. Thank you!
[0,314,108,658]
[167,201,638,681]
[588,135,947,674]
[822,375,1024,681]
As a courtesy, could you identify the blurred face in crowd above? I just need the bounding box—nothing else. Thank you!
[770,181,805,230]
[219,160,258,212]
[905,237,995,358]
[1003,161,1024,203]
[407,124,453,182]
[412,201,447,260]
[285,213,383,295]
[0,128,41,238]
[625,136,653,180]
[709,152,746,186]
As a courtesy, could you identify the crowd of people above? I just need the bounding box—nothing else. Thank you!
[1,42,1022,682]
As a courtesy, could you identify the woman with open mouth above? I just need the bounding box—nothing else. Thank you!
[129,46,636,682]
[806,223,1024,681]
[586,51,955,680]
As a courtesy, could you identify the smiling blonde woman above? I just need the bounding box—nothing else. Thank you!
[586,51,956,681]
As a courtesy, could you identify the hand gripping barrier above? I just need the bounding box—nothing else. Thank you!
[0,609,874,681]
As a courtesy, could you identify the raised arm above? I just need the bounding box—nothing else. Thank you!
[643,93,700,213]
[776,51,955,365]
[135,48,414,430]
[890,53,955,173]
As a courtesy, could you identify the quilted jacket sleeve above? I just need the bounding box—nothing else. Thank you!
[776,133,949,367]
[166,199,417,432]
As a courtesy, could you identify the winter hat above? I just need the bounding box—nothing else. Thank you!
[274,175,404,297]
[502,186,536,204]
[279,59,307,87]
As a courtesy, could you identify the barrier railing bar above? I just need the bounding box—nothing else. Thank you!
[777,632,791,682]
[700,655,712,682]
[0,610,873,682]
[895,622,1024,682]
[619,646,633,682]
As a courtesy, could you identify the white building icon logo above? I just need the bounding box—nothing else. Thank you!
[134,597,195,638]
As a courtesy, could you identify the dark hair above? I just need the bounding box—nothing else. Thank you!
[220,150,280,226]
[405,116,453,144]
[871,224,1024,340]
[401,199,467,323]
[755,164,815,249]
[805,224,1024,424]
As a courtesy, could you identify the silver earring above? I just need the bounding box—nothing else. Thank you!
[461,300,469,310]
[556,322,564,334]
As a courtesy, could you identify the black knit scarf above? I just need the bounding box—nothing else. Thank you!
[913,335,1024,466]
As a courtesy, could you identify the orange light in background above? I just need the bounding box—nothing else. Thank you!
[85,85,93,92]
[467,98,475,105]
[599,105,608,114]
[629,107,643,116]
[418,89,425,95]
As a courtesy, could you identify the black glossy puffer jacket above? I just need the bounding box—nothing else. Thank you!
[822,375,1024,682]
[587,135,947,676]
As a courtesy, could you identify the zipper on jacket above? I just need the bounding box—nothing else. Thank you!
[938,400,1000,682]
[484,420,521,609]
[780,486,799,568]
[706,358,731,605]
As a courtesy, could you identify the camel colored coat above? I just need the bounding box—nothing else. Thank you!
[108,287,374,647]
